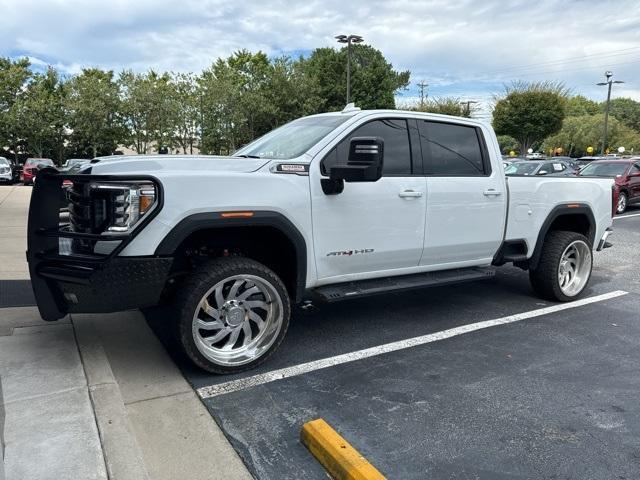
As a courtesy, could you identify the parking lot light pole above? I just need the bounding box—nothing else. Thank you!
[335,34,363,104]
[597,71,625,155]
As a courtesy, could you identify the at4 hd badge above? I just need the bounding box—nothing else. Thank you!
[327,248,374,257]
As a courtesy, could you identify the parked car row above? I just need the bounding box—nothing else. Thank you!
[578,159,640,214]
[502,155,640,214]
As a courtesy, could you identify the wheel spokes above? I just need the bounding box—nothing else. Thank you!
[248,310,265,329]
[226,279,244,301]
[237,285,260,301]
[204,327,232,344]
[202,299,220,320]
[244,300,269,310]
[242,321,253,345]
[222,327,241,350]
[196,319,224,330]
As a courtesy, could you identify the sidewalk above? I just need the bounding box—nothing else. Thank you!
[0,186,252,480]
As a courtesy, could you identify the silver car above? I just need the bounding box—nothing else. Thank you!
[0,157,12,183]
[505,160,577,176]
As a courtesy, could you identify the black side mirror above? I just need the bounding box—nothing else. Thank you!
[322,137,384,195]
[331,137,384,182]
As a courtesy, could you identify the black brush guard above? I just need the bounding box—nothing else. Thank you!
[26,168,172,321]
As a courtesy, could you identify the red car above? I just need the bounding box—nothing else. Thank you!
[20,158,54,185]
[578,159,640,214]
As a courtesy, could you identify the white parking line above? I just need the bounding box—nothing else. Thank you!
[614,213,640,220]
[197,290,628,399]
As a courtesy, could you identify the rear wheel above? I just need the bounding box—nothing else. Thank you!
[173,257,290,374]
[616,192,628,214]
[529,231,593,302]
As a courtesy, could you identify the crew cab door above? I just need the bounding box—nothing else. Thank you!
[310,118,426,281]
[416,120,506,266]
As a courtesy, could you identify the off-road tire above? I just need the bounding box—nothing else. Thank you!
[529,231,592,302]
[173,257,291,374]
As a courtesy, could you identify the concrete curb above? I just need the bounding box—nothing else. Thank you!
[301,418,386,480]
[73,317,150,480]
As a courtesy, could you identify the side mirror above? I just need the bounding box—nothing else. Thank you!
[331,137,384,182]
[322,137,384,195]
[537,170,548,175]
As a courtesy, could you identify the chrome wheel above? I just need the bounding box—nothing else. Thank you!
[617,193,627,214]
[192,274,284,367]
[557,240,592,297]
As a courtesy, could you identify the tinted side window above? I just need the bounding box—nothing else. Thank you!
[322,119,412,175]
[419,121,487,175]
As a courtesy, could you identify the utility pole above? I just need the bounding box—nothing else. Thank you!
[597,71,625,155]
[335,34,364,104]
[460,100,478,117]
[416,81,429,108]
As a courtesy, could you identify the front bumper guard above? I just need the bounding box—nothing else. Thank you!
[26,168,171,321]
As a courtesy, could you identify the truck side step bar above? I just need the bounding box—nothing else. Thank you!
[313,267,495,302]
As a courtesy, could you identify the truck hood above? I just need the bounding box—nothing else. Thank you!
[86,155,270,175]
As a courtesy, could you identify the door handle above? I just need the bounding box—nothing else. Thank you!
[483,189,502,196]
[398,190,423,198]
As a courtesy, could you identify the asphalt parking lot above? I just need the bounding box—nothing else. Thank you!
[143,209,640,479]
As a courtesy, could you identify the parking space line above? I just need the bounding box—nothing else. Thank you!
[614,213,640,220]
[197,290,628,399]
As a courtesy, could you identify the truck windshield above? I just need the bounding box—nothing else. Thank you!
[234,115,353,159]
[579,162,628,177]
[0,158,8,166]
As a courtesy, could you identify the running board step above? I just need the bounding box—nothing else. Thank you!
[313,267,495,302]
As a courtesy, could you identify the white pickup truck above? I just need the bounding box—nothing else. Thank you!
[27,106,615,373]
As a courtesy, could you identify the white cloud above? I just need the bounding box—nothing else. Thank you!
[0,0,638,107]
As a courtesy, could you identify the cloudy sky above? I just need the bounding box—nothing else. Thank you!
[1,0,639,118]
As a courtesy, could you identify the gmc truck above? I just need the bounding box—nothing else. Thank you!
[27,106,615,374]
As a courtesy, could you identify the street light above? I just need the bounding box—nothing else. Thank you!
[597,71,625,155]
[335,34,364,104]
[460,100,478,117]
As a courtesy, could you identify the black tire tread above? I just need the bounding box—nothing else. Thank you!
[529,230,592,302]
[173,257,291,374]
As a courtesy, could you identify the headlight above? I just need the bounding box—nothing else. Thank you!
[89,182,157,233]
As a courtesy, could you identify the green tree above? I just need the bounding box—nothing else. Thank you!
[67,68,122,158]
[542,113,640,157]
[119,70,176,153]
[0,57,32,160]
[609,98,640,133]
[302,45,410,111]
[171,72,200,154]
[566,95,600,116]
[496,135,519,154]
[199,50,321,154]
[493,81,568,155]
[407,97,474,117]
[14,67,67,163]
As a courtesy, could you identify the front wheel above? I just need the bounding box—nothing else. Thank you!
[529,231,593,302]
[173,257,291,374]
[616,192,628,214]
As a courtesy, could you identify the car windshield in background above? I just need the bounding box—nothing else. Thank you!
[234,115,353,159]
[504,162,540,175]
[26,159,54,167]
[579,162,628,177]
[0,158,9,166]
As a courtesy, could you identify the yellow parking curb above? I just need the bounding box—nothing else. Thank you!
[300,418,386,480]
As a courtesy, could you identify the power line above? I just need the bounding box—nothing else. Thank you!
[482,47,640,75]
